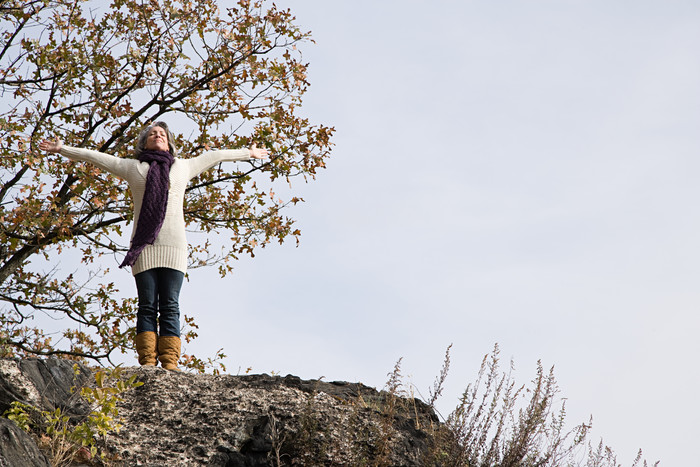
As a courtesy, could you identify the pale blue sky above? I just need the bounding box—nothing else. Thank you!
[96,1,700,464]
[179,1,700,464]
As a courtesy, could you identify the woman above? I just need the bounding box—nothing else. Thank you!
[39,122,268,370]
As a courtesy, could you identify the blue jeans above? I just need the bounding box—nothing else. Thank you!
[134,268,184,337]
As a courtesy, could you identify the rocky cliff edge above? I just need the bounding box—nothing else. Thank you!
[0,359,441,466]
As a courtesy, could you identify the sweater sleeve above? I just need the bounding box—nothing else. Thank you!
[185,149,252,179]
[60,146,134,180]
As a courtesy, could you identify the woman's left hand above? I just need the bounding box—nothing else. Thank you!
[249,143,269,160]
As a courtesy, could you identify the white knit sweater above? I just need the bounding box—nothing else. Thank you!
[61,146,252,275]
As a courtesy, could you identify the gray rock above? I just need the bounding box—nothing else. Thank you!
[0,359,91,467]
[18,359,90,415]
[0,418,50,467]
[0,359,90,418]
[105,368,438,466]
[0,360,441,466]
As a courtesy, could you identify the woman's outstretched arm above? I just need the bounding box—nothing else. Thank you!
[38,138,134,179]
[185,143,269,179]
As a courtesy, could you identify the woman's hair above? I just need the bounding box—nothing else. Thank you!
[134,121,179,157]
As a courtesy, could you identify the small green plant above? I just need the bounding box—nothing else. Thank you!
[3,364,143,466]
[4,401,32,432]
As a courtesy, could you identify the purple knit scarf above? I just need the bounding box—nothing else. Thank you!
[120,149,175,268]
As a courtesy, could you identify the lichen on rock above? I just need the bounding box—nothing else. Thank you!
[0,360,440,466]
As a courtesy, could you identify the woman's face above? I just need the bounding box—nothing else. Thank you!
[145,126,169,152]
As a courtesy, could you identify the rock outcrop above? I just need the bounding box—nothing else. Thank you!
[0,359,441,466]
[0,418,52,467]
[0,359,91,467]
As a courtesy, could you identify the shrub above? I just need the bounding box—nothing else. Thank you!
[4,365,142,466]
[422,344,658,467]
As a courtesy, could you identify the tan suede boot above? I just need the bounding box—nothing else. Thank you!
[135,331,158,366]
[158,336,181,371]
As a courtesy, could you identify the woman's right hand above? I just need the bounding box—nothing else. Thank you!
[38,138,63,153]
